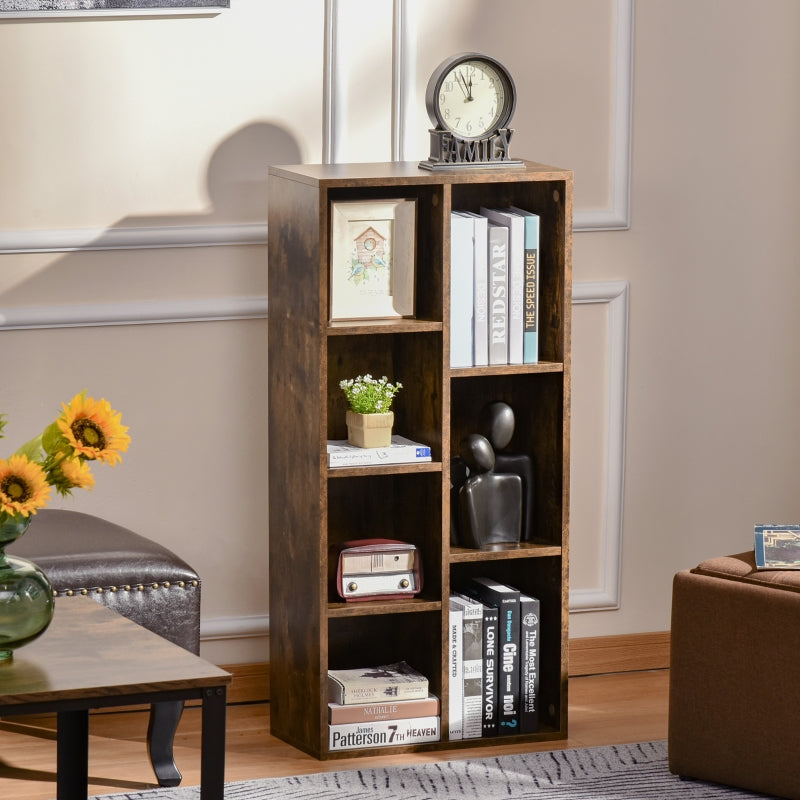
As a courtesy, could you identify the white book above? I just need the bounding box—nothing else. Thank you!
[450,212,475,368]
[329,716,440,750]
[327,661,429,705]
[456,211,489,366]
[450,594,484,739]
[486,222,509,365]
[448,600,464,740]
[327,436,432,468]
[480,207,525,364]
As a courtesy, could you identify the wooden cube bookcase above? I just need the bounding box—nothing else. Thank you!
[267,160,572,759]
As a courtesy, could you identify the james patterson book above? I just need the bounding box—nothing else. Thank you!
[329,715,440,750]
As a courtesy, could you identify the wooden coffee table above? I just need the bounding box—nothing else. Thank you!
[0,596,231,800]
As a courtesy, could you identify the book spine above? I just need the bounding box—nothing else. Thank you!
[450,213,475,368]
[453,596,483,739]
[471,214,489,366]
[754,527,767,568]
[328,446,432,467]
[506,216,524,365]
[521,213,540,364]
[329,694,440,724]
[327,674,429,705]
[519,593,541,733]
[481,604,500,736]
[497,594,520,733]
[329,716,440,750]
[448,602,464,740]
[487,223,509,365]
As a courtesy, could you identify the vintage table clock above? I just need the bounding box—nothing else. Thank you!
[420,52,523,170]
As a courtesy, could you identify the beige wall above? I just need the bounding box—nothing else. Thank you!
[2,0,798,662]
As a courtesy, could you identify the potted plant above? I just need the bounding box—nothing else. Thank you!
[339,374,402,448]
[0,391,130,660]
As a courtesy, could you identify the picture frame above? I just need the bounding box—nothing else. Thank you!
[0,1,228,16]
[329,198,417,322]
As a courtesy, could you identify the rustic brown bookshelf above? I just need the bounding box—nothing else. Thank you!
[267,160,572,759]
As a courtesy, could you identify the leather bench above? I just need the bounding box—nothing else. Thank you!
[7,508,201,787]
[669,551,800,799]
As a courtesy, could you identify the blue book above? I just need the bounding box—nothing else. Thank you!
[754,524,800,569]
[521,216,539,364]
[509,207,540,363]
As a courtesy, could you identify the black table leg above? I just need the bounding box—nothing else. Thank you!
[200,685,227,798]
[57,708,89,800]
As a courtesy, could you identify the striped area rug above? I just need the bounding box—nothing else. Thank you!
[93,740,777,799]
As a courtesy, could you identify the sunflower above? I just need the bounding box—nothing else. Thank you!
[57,393,131,466]
[58,455,96,492]
[0,454,51,517]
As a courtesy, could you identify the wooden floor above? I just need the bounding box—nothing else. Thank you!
[0,669,669,799]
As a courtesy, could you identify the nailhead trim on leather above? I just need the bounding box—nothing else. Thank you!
[51,579,199,598]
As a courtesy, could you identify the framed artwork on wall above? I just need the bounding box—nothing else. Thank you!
[0,1,228,15]
[329,199,417,322]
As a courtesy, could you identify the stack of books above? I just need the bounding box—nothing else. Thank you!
[448,578,540,740]
[327,661,440,750]
[450,206,540,368]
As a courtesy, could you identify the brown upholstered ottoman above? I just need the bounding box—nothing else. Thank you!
[669,551,800,799]
[7,508,201,787]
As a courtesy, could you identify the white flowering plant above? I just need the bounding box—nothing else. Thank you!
[339,374,402,415]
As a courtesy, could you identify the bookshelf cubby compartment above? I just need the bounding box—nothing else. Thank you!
[268,160,572,759]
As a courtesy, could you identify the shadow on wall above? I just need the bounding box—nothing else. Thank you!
[0,120,303,307]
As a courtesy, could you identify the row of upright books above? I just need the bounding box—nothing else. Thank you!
[450,206,540,368]
[326,661,439,751]
[449,577,540,739]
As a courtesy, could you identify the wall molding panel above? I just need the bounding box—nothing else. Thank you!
[392,0,417,162]
[201,613,269,644]
[572,0,634,232]
[0,296,268,331]
[0,0,632,253]
[0,222,268,255]
[322,0,340,164]
[569,280,629,612]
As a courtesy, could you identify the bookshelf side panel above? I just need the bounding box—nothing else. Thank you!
[268,171,327,755]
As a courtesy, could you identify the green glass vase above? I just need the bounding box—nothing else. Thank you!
[0,514,55,662]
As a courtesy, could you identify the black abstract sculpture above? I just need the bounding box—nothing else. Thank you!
[452,401,535,550]
[478,401,535,545]
[457,433,522,549]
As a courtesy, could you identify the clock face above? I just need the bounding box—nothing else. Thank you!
[428,55,515,140]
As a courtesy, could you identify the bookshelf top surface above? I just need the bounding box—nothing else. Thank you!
[268,159,573,188]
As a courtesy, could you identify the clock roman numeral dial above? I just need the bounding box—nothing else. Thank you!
[437,60,507,139]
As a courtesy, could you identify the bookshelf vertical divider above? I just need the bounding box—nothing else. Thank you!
[268,160,572,759]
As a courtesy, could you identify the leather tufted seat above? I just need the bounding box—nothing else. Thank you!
[8,508,201,787]
[669,551,800,799]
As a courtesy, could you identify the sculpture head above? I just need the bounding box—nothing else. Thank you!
[478,401,515,451]
[459,433,495,474]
